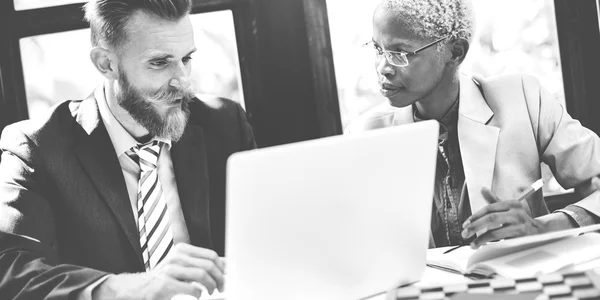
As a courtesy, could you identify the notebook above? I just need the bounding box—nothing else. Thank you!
[224,120,439,300]
[427,224,600,279]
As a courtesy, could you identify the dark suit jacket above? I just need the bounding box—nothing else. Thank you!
[0,231,99,300]
[0,90,256,299]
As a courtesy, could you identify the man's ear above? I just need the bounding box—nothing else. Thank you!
[447,38,470,67]
[90,47,119,80]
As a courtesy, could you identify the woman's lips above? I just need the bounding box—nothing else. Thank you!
[380,83,403,97]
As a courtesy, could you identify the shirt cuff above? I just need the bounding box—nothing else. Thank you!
[76,274,112,300]
[555,205,600,227]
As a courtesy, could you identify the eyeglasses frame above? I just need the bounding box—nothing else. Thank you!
[366,35,451,67]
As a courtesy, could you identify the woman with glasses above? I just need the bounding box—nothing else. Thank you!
[349,0,600,249]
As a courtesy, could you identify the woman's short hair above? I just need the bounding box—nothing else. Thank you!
[84,0,192,49]
[382,0,474,42]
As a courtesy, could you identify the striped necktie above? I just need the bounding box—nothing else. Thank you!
[127,140,174,271]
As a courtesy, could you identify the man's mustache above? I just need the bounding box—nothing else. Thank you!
[146,86,195,104]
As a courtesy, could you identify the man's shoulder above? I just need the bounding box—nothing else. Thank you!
[192,94,240,110]
[187,94,255,150]
[1,100,80,149]
[188,94,244,125]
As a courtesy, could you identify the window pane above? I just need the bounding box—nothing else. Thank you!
[326,0,380,131]
[189,11,244,108]
[463,0,565,108]
[20,10,244,119]
[20,29,103,118]
[326,0,567,195]
[14,0,83,11]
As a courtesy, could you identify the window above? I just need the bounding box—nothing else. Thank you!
[20,10,244,119]
[20,29,103,118]
[188,11,244,108]
[326,0,379,131]
[14,0,83,11]
[463,0,565,107]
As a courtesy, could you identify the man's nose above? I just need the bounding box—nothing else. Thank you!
[169,63,191,90]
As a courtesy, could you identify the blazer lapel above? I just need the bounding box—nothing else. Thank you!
[170,124,211,248]
[72,90,143,266]
[458,74,500,214]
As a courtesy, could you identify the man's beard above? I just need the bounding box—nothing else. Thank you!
[116,70,194,142]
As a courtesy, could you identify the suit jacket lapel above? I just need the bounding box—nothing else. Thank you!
[72,90,143,266]
[170,124,211,248]
[457,74,500,214]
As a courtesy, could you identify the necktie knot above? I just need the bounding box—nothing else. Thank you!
[128,140,162,172]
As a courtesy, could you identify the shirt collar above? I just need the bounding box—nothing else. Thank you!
[95,80,172,157]
[412,97,460,140]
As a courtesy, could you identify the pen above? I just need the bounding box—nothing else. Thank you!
[442,245,463,254]
[516,179,544,201]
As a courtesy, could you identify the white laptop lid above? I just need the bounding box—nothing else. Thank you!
[225,120,439,300]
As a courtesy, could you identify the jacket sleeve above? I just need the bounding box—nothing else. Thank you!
[0,125,109,300]
[524,75,600,220]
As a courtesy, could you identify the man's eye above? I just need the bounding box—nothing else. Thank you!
[182,56,193,64]
[150,61,167,67]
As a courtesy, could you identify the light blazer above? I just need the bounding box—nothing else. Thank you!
[347,73,600,220]
[0,89,256,299]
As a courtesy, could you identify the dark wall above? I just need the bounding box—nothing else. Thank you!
[249,0,341,147]
[555,0,600,135]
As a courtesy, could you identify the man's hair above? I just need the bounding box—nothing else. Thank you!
[382,0,474,43]
[83,0,192,49]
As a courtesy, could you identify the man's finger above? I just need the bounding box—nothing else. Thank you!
[591,176,600,191]
[218,257,227,275]
[165,278,203,299]
[178,257,225,292]
[166,265,219,294]
[174,243,225,273]
[175,243,220,261]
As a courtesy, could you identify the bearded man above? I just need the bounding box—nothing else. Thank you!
[0,0,255,299]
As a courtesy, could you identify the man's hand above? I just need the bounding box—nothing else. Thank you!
[93,243,225,300]
[461,188,545,249]
[591,177,600,191]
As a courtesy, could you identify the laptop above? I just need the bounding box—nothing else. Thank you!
[224,120,439,300]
